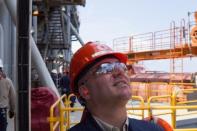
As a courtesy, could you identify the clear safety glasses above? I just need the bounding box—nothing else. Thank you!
[93,62,128,75]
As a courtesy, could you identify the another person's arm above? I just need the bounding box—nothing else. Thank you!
[8,79,16,118]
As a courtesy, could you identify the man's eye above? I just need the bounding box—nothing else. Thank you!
[106,67,113,72]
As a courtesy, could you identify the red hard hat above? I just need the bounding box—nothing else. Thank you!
[69,41,127,96]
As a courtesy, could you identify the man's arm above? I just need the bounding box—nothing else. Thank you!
[8,78,16,116]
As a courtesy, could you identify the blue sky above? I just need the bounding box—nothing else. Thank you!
[73,0,197,72]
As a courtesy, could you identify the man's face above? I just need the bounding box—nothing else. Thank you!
[79,57,132,107]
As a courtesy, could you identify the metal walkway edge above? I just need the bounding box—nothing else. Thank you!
[177,118,197,128]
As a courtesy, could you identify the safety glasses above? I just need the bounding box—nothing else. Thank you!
[93,62,128,75]
[79,62,128,86]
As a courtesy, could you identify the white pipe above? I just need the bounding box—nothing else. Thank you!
[4,0,60,97]
[0,24,4,60]
[4,0,16,24]
[31,37,60,96]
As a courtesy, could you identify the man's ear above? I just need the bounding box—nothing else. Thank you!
[78,85,90,100]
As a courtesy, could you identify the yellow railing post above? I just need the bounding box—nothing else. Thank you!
[148,95,171,117]
[66,93,76,129]
[147,96,152,117]
[65,95,70,130]
[49,105,54,131]
[59,101,64,131]
[171,91,177,128]
[130,96,145,119]
[48,94,66,131]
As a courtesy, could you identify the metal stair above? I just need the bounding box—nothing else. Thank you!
[37,7,69,51]
[47,0,85,6]
[48,7,67,48]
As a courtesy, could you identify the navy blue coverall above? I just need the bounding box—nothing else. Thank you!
[68,111,164,131]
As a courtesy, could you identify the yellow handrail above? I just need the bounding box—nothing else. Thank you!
[48,94,66,131]
[49,88,197,131]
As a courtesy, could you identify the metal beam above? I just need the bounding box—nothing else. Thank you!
[63,12,84,46]
[37,43,70,49]
[17,0,31,130]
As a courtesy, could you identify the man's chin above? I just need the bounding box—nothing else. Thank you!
[118,91,132,101]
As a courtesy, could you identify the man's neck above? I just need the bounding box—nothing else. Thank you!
[89,105,127,129]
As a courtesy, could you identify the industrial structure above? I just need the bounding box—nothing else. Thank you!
[0,0,85,130]
[112,12,197,101]
[112,12,197,102]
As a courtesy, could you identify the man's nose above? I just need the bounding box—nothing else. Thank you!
[112,66,128,77]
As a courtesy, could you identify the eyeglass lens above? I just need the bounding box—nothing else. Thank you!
[95,62,127,75]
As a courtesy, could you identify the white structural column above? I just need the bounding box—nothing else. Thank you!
[0,24,4,59]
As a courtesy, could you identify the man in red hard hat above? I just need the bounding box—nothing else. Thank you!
[69,42,164,131]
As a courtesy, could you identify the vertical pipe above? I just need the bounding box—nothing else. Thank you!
[32,15,37,43]
[195,12,197,24]
[63,13,84,45]
[63,6,71,63]
[129,37,131,52]
[4,0,16,24]
[31,37,59,95]
[0,24,4,59]
[17,0,31,130]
